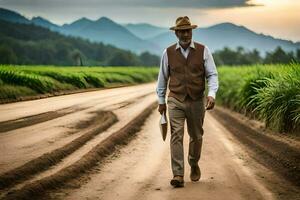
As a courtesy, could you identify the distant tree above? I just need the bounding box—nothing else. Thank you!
[107,51,141,66]
[236,46,245,54]
[297,49,300,62]
[0,45,17,64]
[241,48,262,65]
[215,46,239,65]
[264,46,294,64]
[249,49,262,64]
[213,45,297,66]
[139,51,160,66]
[71,50,84,66]
[212,53,224,66]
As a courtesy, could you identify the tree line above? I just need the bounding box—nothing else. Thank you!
[0,19,299,67]
[213,46,300,66]
[0,20,159,66]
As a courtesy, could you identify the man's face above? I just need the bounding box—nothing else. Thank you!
[175,29,192,45]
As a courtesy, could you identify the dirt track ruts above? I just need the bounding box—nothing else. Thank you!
[210,107,300,187]
[0,83,157,199]
[0,110,118,189]
[0,84,155,174]
[3,103,157,200]
[1,82,299,200]
[49,109,276,200]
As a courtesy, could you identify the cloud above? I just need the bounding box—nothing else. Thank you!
[133,0,260,9]
[0,0,262,26]
[0,0,261,9]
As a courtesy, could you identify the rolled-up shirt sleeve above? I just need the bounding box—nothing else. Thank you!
[204,45,219,99]
[156,49,169,104]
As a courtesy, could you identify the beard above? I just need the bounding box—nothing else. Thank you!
[179,39,191,46]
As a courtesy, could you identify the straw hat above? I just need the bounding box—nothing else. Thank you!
[170,16,198,30]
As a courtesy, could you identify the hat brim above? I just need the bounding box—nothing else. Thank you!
[170,25,197,31]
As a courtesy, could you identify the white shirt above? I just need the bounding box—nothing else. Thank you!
[156,40,219,104]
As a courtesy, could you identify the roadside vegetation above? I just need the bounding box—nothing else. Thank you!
[0,65,158,101]
[217,63,300,133]
[1,63,299,133]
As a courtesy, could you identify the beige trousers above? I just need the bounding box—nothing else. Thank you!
[167,95,206,176]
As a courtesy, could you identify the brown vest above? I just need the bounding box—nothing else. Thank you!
[167,42,205,102]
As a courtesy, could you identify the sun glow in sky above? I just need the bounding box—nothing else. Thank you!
[0,0,299,42]
[194,0,300,42]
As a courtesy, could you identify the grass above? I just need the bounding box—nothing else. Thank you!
[1,63,299,133]
[0,65,159,102]
[217,63,300,133]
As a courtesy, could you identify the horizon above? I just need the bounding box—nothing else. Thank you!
[0,0,299,43]
[0,7,299,44]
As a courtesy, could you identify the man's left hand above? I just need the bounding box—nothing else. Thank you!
[205,96,215,110]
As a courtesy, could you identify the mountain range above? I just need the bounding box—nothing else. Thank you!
[0,7,299,56]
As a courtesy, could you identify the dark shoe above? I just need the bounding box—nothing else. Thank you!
[170,175,184,187]
[190,165,201,181]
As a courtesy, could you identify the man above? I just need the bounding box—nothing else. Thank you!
[156,16,219,188]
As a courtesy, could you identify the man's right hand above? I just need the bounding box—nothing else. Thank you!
[158,104,166,115]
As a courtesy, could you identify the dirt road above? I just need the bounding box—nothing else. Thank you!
[50,111,275,200]
[0,83,298,200]
[0,83,155,174]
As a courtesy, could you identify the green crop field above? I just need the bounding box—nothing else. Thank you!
[217,63,300,133]
[1,63,299,133]
[0,65,159,101]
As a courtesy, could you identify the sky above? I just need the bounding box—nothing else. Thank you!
[0,0,299,42]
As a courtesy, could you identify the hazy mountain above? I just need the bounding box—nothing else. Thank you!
[0,7,60,32]
[0,19,159,66]
[0,8,160,54]
[0,7,299,56]
[31,16,61,31]
[148,22,300,55]
[0,7,30,24]
[124,23,168,39]
[61,17,160,54]
[61,17,93,33]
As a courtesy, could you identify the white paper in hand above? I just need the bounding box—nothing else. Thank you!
[159,111,168,141]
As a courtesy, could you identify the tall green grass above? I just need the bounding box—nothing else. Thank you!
[1,64,299,133]
[217,63,300,133]
[0,65,158,101]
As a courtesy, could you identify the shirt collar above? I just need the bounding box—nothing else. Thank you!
[175,40,195,50]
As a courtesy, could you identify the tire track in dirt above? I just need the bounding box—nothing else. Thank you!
[0,83,138,105]
[2,102,157,200]
[0,91,154,133]
[0,89,154,175]
[0,91,155,190]
[0,106,89,133]
[51,111,275,200]
[0,110,118,190]
[0,83,155,123]
[210,107,300,188]
[0,83,157,199]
